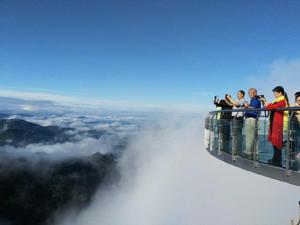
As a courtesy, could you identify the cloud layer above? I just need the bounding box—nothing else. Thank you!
[3,115,142,161]
[55,116,300,225]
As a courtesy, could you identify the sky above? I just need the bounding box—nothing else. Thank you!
[1,0,300,111]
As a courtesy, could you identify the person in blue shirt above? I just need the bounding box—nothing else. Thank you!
[244,89,261,118]
[243,88,261,159]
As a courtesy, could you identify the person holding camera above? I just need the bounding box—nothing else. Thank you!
[292,92,300,122]
[243,88,261,159]
[227,90,246,155]
[214,94,233,153]
[260,86,289,167]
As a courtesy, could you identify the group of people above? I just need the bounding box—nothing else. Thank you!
[214,86,300,167]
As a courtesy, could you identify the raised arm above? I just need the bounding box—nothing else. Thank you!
[227,97,240,107]
[265,100,286,110]
[215,100,231,108]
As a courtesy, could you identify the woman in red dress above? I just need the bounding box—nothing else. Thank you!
[260,86,289,166]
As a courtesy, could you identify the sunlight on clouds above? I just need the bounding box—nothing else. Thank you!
[21,104,39,111]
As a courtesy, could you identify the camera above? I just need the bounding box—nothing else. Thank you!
[257,95,265,99]
[214,96,219,103]
[225,94,231,99]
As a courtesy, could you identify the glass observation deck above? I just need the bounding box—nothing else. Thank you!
[204,107,300,186]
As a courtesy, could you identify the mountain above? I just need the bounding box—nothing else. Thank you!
[0,119,71,147]
[0,152,118,225]
[0,117,125,225]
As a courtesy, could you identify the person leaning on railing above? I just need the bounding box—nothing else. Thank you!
[260,86,289,167]
[292,92,300,122]
[243,88,261,159]
[214,94,233,153]
[227,90,246,155]
[291,92,300,170]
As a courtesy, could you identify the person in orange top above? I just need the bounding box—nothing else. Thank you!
[260,86,289,167]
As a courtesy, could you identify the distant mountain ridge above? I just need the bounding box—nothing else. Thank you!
[0,118,71,147]
[0,112,135,225]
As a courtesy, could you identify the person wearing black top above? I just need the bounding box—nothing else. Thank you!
[214,95,233,153]
[291,92,300,170]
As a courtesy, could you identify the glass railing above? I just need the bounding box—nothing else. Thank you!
[205,107,300,173]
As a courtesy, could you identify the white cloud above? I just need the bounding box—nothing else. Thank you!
[0,113,143,161]
[55,116,300,225]
[1,138,110,159]
[21,104,39,111]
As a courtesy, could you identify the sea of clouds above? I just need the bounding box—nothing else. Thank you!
[1,59,300,225]
[50,115,300,225]
[0,111,144,161]
[1,97,300,225]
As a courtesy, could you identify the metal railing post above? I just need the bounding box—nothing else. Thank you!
[286,111,295,176]
[253,112,260,168]
[208,107,300,168]
[218,118,222,156]
[209,115,216,152]
[232,114,239,161]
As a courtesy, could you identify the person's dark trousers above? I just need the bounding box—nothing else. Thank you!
[293,123,300,170]
[221,119,231,153]
[293,121,300,153]
[289,119,300,170]
[271,146,282,166]
[232,117,243,155]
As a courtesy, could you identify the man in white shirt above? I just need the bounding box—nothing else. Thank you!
[227,90,246,155]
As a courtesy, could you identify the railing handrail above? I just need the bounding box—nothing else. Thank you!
[205,106,300,187]
[209,106,300,114]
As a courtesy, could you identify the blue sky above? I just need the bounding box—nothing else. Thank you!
[1,0,300,110]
